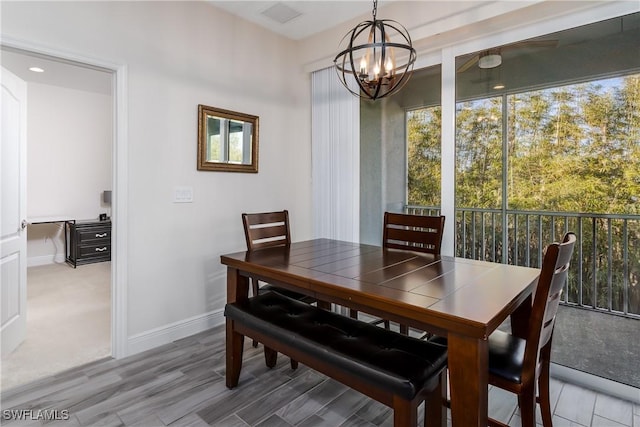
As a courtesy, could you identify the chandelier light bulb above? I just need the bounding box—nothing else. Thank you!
[385,57,393,75]
[360,57,367,75]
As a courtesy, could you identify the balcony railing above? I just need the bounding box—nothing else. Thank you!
[405,205,640,319]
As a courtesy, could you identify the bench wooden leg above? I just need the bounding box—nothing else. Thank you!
[225,319,244,388]
[264,346,278,368]
[393,397,417,427]
[264,348,298,370]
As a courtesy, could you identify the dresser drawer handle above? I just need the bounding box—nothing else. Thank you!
[95,247,108,252]
[95,233,107,238]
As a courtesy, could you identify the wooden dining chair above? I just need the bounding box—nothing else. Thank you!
[350,212,445,335]
[242,210,329,368]
[382,212,446,255]
[486,231,576,427]
[243,210,292,253]
[429,232,576,426]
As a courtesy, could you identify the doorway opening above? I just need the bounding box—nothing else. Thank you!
[1,46,118,390]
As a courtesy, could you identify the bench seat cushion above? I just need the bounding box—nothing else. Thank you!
[225,291,447,400]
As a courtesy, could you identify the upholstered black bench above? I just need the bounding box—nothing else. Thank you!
[224,291,448,426]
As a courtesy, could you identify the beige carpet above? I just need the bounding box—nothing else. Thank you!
[1,262,111,391]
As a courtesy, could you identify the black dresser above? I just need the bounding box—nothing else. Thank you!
[66,219,111,268]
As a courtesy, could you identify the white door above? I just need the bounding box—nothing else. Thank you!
[1,67,28,357]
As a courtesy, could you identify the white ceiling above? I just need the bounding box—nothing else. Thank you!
[208,1,378,40]
[4,3,635,96]
[0,1,376,93]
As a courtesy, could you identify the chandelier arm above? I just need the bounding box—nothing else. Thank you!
[339,41,415,52]
[336,21,374,50]
[378,20,413,42]
[348,48,360,87]
[377,20,387,75]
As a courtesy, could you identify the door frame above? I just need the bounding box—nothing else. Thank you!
[1,36,129,358]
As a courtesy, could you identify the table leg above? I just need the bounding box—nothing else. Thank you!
[226,266,249,304]
[225,267,250,388]
[510,294,533,340]
[447,333,488,427]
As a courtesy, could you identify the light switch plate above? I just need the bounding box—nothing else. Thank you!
[173,186,193,203]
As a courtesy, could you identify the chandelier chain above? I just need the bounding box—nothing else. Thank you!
[372,0,377,21]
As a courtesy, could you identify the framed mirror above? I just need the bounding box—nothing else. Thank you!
[197,104,259,172]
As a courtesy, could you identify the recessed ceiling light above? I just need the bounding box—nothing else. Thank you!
[29,67,45,73]
[493,83,505,90]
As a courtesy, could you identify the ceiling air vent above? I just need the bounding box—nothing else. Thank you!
[261,2,302,24]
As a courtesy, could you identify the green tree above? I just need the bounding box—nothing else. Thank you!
[455,97,503,209]
[407,107,441,206]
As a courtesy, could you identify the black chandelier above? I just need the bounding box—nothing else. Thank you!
[334,0,417,100]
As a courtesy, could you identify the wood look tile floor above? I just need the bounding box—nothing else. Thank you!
[1,325,638,427]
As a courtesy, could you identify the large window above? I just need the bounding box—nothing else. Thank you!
[448,75,640,214]
[406,13,640,319]
[450,12,640,217]
[406,14,639,222]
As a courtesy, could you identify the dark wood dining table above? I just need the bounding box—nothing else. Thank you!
[220,238,540,427]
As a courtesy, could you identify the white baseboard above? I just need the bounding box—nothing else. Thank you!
[551,363,640,403]
[27,254,67,267]
[126,309,225,356]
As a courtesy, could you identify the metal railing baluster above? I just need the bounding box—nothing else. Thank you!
[404,205,639,319]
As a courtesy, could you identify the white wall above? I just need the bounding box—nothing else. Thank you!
[26,82,112,266]
[1,1,311,354]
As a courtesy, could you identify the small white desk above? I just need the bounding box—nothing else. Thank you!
[27,216,75,266]
[27,216,74,225]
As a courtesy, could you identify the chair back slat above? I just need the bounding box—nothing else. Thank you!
[242,210,291,251]
[383,212,445,255]
[524,232,576,372]
[249,224,289,242]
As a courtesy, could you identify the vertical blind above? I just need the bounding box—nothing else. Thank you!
[311,67,360,242]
